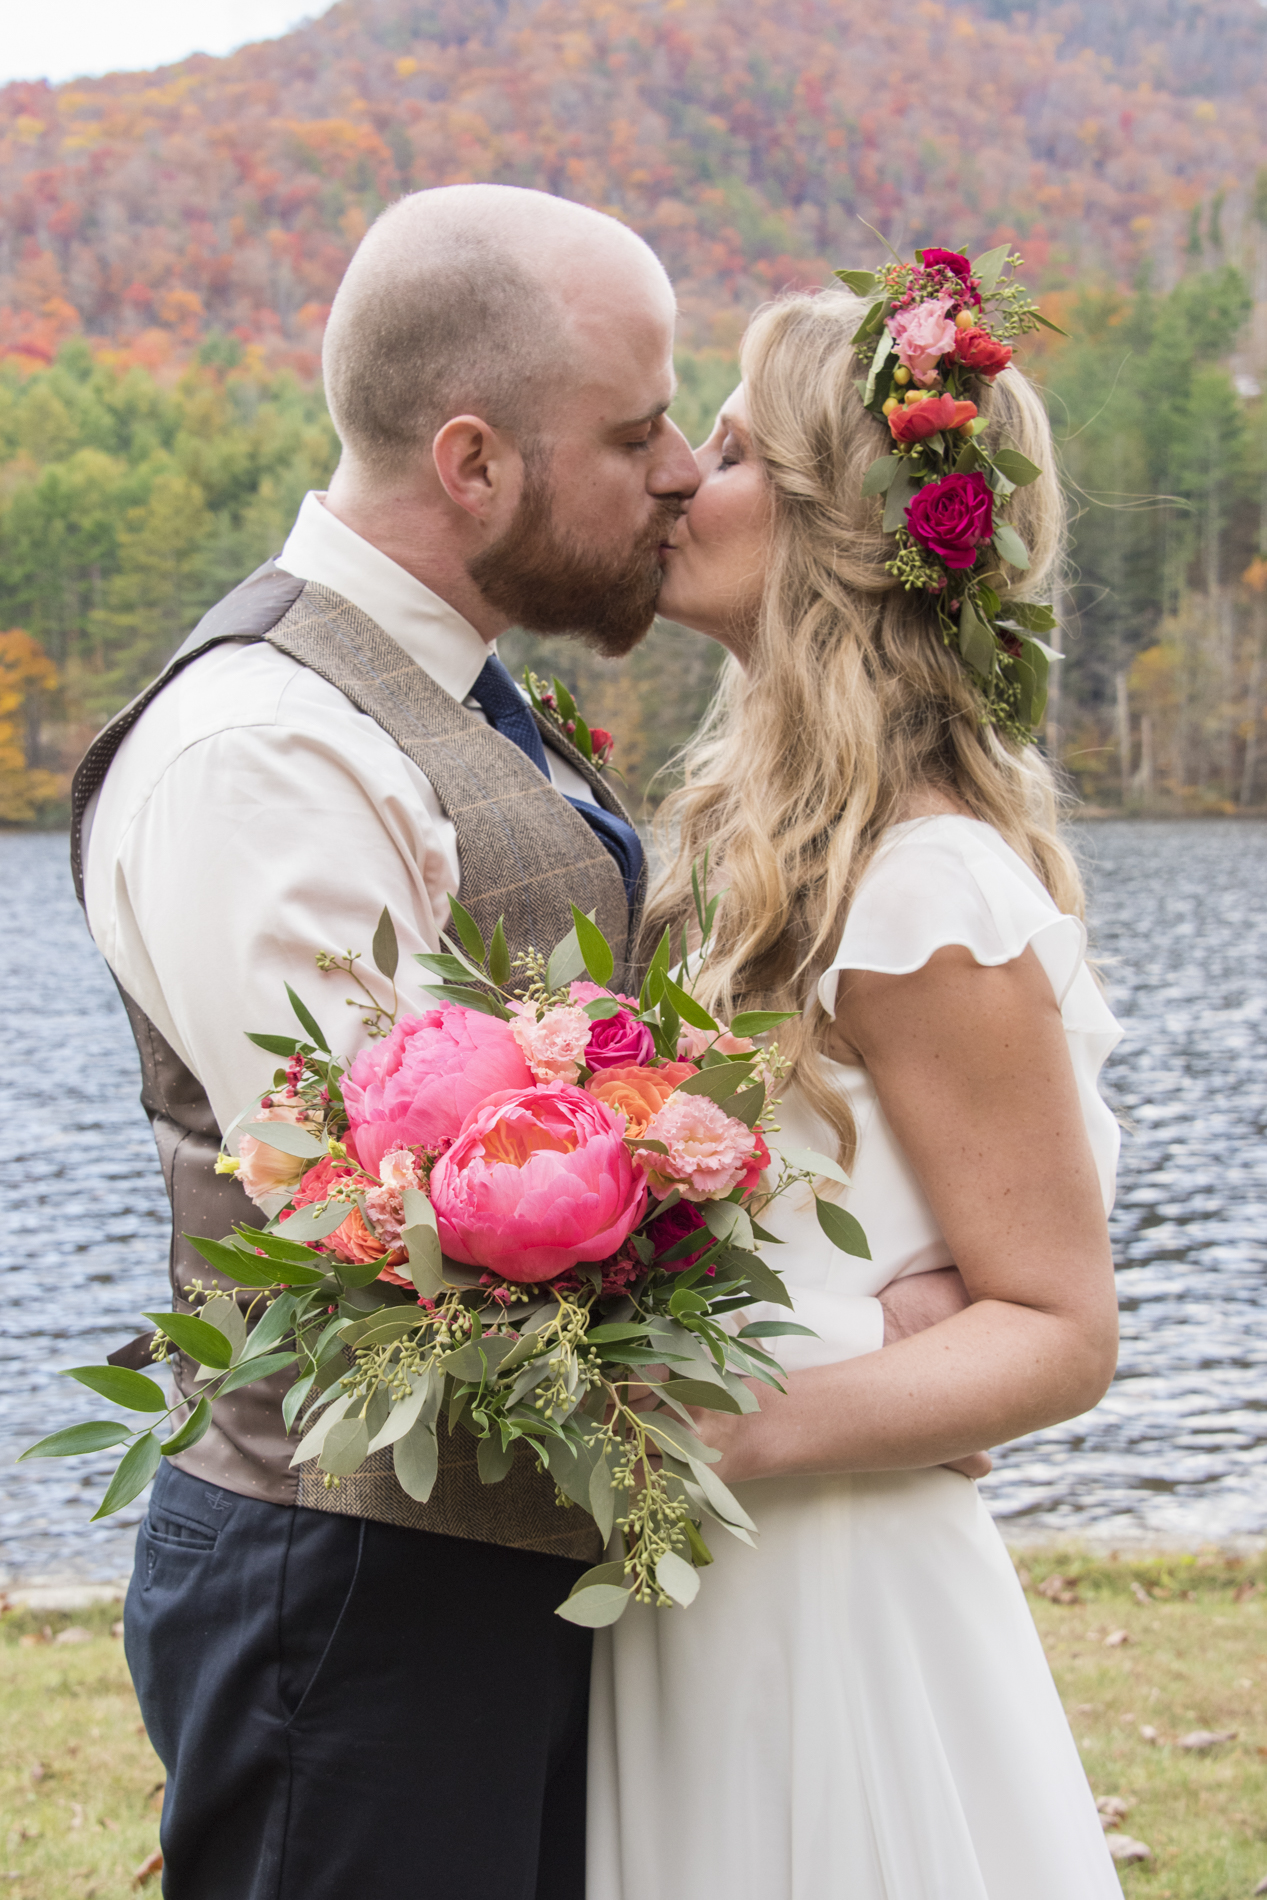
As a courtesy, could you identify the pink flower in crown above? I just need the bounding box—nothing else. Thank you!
[676,1023,757,1061]
[634,1093,761,1202]
[887,296,958,387]
[510,1003,593,1083]
[568,980,640,1010]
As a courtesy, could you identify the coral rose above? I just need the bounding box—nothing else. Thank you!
[282,1153,385,1268]
[905,471,994,571]
[586,1060,697,1137]
[951,326,1013,378]
[342,1008,532,1178]
[430,1084,648,1282]
[737,1127,771,1198]
[636,1093,761,1202]
[887,296,957,386]
[584,1008,655,1072]
[888,394,978,445]
[510,1003,593,1083]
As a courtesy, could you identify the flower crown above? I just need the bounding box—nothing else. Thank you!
[837,241,1065,743]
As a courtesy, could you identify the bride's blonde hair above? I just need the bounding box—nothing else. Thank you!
[644,289,1084,1164]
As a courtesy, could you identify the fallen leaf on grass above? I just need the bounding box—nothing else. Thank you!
[1131,1581,1152,1605]
[1037,1573,1081,1604]
[1234,1582,1259,1603]
[1104,1628,1131,1647]
[133,1849,163,1889]
[1177,1728,1236,1752]
[28,1762,46,1783]
[1097,1795,1133,1827]
[53,1626,93,1646]
[1138,1724,1159,1743]
[1108,1835,1152,1864]
[111,1620,125,1638]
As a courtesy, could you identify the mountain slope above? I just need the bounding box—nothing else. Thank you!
[2,0,1264,365]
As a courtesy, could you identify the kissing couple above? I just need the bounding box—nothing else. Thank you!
[75,184,1125,1899]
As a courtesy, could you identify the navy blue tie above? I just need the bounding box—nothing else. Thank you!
[469,654,644,906]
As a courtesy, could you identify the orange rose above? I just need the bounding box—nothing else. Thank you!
[585,1061,697,1138]
[888,394,978,444]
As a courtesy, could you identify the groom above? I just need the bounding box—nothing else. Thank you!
[72,185,699,1900]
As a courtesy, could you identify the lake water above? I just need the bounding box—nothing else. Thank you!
[1,821,1265,1583]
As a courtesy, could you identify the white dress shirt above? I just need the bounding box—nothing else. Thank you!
[84,491,591,1133]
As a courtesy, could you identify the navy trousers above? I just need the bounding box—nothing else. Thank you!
[125,1462,593,1900]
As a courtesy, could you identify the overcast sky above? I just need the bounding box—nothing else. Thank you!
[2,0,337,88]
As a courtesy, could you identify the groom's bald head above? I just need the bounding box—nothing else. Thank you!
[322,184,673,479]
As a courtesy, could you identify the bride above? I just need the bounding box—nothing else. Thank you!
[587,288,1124,1898]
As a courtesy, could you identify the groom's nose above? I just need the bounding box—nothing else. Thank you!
[650,416,702,501]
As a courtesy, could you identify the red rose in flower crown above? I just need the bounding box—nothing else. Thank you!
[952,327,1013,378]
[888,395,978,445]
[905,471,995,571]
[920,248,981,305]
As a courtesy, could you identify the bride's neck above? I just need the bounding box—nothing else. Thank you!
[889,784,972,824]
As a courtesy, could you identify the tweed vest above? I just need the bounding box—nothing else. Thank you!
[70,559,646,1563]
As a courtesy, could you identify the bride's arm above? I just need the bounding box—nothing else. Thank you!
[697,941,1119,1482]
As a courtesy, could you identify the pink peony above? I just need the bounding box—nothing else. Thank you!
[676,1023,757,1061]
[342,1008,532,1178]
[636,1093,762,1202]
[585,1008,655,1071]
[430,1084,648,1283]
[887,296,958,386]
[510,1003,593,1084]
[237,1091,315,1205]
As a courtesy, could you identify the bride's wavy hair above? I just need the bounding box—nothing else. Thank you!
[643,288,1085,1165]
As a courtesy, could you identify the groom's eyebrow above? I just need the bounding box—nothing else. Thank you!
[610,399,673,432]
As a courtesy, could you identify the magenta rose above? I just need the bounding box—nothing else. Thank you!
[429,1083,647,1282]
[646,1199,711,1272]
[904,471,994,571]
[920,248,981,305]
[584,1007,656,1071]
[342,1007,533,1177]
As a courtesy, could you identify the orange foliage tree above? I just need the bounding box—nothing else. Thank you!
[0,629,62,822]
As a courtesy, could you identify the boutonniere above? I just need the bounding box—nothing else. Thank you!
[523,669,617,774]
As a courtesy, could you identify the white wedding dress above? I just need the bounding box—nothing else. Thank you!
[588,816,1125,1900]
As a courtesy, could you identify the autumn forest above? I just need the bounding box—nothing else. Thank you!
[3,0,1267,819]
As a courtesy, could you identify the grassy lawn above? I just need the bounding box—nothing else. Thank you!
[1,1549,1265,1898]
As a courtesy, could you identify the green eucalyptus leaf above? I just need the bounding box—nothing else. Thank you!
[282,1370,315,1432]
[815,1198,872,1259]
[63,1364,167,1411]
[160,1397,212,1455]
[318,1415,369,1476]
[239,1120,325,1160]
[1032,309,1070,336]
[958,598,997,677]
[570,905,615,988]
[552,676,578,723]
[371,907,399,981]
[477,1433,516,1484]
[863,327,894,408]
[998,599,1057,634]
[546,923,587,991]
[215,1352,297,1396]
[289,1392,354,1465]
[737,1320,818,1339]
[245,1032,306,1057]
[992,522,1031,571]
[883,463,918,534]
[992,448,1042,487]
[239,1292,299,1361]
[555,1583,633,1627]
[687,1455,758,1532]
[589,1451,618,1541]
[199,1295,247,1360]
[413,952,474,985]
[272,1203,351,1248]
[19,1421,133,1460]
[285,984,328,1053]
[144,1310,234,1369]
[393,1414,440,1502]
[585,998,622,1020]
[835,268,880,296]
[972,243,1011,294]
[672,1060,757,1105]
[657,1378,744,1413]
[718,1245,793,1310]
[91,1433,162,1520]
[656,1549,701,1606]
[778,1142,852,1188]
[488,919,511,988]
[727,1009,796,1037]
[445,896,487,965]
[660,973,717,1034]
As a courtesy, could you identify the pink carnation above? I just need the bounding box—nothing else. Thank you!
[430,1083,647,1282]
[887,296,958,387]
[636,1093,761,1202]
[510,1003,593,1083]
[342,1008,532,1178]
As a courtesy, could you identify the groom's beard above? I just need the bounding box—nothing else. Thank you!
[469,460,678,659]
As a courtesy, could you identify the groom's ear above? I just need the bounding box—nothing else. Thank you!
[431,414,520,524]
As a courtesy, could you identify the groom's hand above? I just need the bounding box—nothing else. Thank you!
[879,1269,993,1480]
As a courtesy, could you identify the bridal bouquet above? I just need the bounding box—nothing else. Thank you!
[839,237,1064,741]
[24,870,869,1624]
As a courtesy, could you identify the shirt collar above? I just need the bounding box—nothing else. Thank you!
[276,491,493,705]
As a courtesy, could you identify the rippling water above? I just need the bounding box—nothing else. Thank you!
[1,821,1264,1581]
